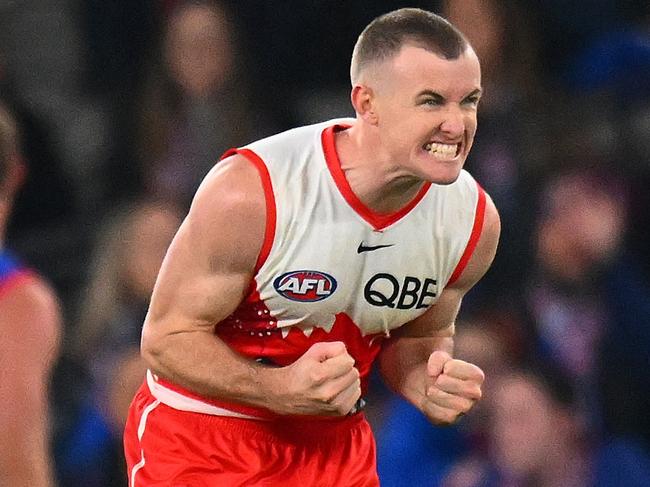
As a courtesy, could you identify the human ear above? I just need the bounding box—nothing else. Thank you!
[350,85,378,124]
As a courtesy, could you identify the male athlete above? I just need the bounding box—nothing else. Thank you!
[0,103,61,486]
[125,8,500,486]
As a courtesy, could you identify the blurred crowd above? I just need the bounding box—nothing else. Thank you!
[0,0,649,486]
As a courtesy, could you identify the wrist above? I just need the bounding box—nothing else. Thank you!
[252,364,292,414]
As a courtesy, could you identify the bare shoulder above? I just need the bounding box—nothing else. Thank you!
[450,191,501,293]
[193,153,266,217]
[184,153,268,272]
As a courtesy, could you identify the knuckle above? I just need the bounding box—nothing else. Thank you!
[432,411,454,426]
[459,400,473,414]
[310,342,326,353]
[464,383,482,400]
[329,398,348,416]
[447,410,462,424]
[428,404,461,425]
[317,390,335,404]
[309,369,325,385]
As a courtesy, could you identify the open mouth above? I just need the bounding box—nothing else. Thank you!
[423,141,461,161]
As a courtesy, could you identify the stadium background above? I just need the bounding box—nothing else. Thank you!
[1,0,649,485]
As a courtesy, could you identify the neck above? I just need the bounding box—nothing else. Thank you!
[335,123,425,213]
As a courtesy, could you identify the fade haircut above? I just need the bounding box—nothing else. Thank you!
[0,103,18,186]
[350,8,469,84]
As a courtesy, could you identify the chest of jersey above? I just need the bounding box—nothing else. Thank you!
[246,121,478,338]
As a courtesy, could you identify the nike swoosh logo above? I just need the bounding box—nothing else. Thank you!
[357,243,395,253]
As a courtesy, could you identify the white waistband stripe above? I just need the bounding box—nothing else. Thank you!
[146,370,264,420]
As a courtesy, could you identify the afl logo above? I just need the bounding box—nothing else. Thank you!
[273,270,337,302]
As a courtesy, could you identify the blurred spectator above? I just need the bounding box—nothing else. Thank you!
[444,366,650,487]
[55,200,181,487]
[523,168,650,442]
[557,8,650,274]
[0,102,62,486]
[132,0,273,208]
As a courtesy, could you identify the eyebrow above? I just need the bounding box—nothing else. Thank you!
[416,88,483,102]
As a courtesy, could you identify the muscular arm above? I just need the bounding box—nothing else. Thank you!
[378,193,500,424]
[141,155,360,416]
[0,279,61,487]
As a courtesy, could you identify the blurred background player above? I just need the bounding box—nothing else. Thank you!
[0,102,62,486]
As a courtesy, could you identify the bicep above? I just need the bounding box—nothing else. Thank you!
[143,156,266,340]
[145,220,251,333]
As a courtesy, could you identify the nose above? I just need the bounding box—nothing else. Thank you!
[438,105,464,138]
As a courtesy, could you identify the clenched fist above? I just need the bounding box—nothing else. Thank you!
[271,341,361,416]
[422,350,484,425]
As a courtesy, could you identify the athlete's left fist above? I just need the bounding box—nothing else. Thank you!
[422,351,484,426]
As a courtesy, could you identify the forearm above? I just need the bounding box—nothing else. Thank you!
[142,327,284,412]
[378,335,453,406]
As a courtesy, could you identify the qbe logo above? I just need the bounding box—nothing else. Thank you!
[364,273,437,309]
[273,270,337,302]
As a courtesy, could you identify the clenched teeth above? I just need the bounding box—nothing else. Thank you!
[424,142,459,160]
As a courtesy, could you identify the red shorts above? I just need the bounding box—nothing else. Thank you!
[124,381,379,487]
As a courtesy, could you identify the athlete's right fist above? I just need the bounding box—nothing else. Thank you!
[272,341,361,416]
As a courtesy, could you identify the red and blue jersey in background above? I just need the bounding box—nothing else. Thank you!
[0,250,34,298]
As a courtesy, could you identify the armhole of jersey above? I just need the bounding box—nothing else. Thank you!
[446,182,486,287]
[0,270,36,300]
[221,148,276,272]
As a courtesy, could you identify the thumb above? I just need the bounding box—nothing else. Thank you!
[427,351,452,378]
[304,341,347,362]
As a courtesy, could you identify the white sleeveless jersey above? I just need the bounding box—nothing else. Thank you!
[150,118,486,418]
[240,118,483,334]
